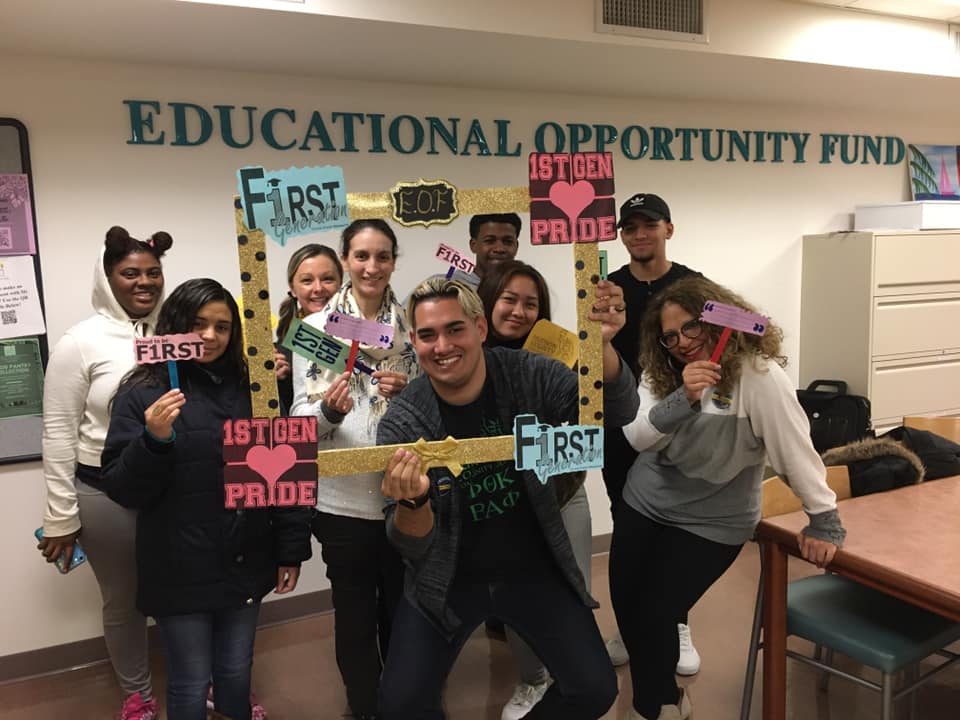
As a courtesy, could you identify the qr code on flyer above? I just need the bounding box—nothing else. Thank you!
[1,310,16,325]
[0,227,12,250]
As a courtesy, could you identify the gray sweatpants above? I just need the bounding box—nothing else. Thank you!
[76,479,152,699]
[505,484,593,686]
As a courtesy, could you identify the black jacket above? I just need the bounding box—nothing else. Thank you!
[100,361,312,617]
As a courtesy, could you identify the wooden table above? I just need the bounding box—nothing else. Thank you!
[756,476,960,720]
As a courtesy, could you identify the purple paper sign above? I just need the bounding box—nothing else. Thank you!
[0,175,36,256]
[134,333,205,363]
[435,243,475,274]
[325,312,394,348]
[700,302,767,335]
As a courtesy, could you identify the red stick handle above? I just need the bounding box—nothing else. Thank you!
[710,326,732,363]
[345,340,360,374]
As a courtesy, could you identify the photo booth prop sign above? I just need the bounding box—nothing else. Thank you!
[237,165,350,246]
[436,242,476,278]
[391,178,459,227]
[700,301,768,363]
[513,414,604,485]
[325,312,394,374]
[528,152,616,245]
[522,319,579,368]
[222,416,319,508]
[134,333,203,389]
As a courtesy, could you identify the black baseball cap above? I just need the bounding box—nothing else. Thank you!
[617,193,671,227]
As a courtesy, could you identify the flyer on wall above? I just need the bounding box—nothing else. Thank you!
[0,174,36,256]
[0,254,46,340]
[0,336,43,419]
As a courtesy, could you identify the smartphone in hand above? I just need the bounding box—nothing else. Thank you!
[34,528,87,574]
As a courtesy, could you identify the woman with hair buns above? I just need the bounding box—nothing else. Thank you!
[38,226,172,720]
[274,243,343,411]
[609,276,845,720]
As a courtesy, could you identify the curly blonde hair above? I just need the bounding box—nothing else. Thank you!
[638,276,786,399]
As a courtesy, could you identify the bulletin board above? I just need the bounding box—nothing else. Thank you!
[0,119,47,464]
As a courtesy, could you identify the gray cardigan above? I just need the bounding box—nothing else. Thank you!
[377,346,638,637]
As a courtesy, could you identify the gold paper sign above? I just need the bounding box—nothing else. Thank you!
[523,319,579,369]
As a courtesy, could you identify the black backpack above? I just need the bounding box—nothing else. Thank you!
[796,379,872,454]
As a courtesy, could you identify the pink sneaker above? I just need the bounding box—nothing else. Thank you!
[115,693,158,720]
[250,692,267,720]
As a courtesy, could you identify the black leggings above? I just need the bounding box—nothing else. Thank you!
[609,504,741,719]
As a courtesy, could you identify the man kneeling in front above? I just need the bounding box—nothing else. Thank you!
[377,277,640,719]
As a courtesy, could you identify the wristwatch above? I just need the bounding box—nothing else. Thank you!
[398,493,430,510]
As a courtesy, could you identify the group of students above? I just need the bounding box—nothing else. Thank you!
[37,197,846,720]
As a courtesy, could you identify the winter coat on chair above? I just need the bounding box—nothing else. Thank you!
[100,358,312,618]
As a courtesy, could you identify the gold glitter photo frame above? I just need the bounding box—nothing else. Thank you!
[233,176,605,478]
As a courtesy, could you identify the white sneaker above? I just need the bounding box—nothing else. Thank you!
[606,633,629,667]
[676,623,700,676]
[501,678,552,720]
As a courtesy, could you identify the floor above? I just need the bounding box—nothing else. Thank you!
[3,544,958,719]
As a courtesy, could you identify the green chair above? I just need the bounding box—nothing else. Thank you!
[740,471,960,720]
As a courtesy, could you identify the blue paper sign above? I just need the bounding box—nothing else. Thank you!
[513,414,604,485]
[237,165,350,246]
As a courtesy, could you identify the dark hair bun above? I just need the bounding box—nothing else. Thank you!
[148,231,173,256]
[104,225,133,252]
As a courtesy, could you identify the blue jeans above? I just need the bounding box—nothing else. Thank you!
[380,572,617,719]
[157,603,260,720]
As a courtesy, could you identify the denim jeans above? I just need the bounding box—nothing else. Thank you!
[379,571,617,719]
[157,603,260,720]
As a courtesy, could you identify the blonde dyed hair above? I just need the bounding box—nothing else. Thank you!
[406,277,485,328]
[638,276,786,399]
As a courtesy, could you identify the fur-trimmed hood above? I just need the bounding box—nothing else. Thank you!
[822,437,925,483]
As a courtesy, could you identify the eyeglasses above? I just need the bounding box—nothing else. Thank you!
[658,319,704,349]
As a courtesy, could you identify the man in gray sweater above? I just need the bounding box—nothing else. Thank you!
[376,277,639,719]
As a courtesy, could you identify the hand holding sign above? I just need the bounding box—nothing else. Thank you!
[700,301,768,363]
[144,389,185,441]
[135,333,204,389]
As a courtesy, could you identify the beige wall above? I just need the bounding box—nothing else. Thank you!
[0,50,950,656]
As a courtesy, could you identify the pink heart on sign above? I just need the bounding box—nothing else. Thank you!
[246,444,297,504]
[549,180,596,223]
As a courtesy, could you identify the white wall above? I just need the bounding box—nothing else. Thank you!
[0,52,951,657]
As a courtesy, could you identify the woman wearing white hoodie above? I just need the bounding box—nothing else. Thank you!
[38,226,172,720]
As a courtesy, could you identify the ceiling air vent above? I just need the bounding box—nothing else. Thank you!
[595,0,708,43]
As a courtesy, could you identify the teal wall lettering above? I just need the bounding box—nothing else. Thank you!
[752,130,766,162]
[885,136,905,164]
[676,128,698,161]
[651,127,675,160]
[840,134,860,165]
[124,100,165,145]
[820,133,840,164]
[568,123,592,153]
[170,102,213,146]
[367,113,387,154]
[862,135,881,164]
[494,119,521,157]
[701,128,723,161]
[427,117,459,155]
[534,122,566,153]
[261,108,297,150]
[461,119,492,156]
[727,129,750,162]
[215,105,257,149]
[790,132,810,163]
[620,125,649,159]
[767,131,789,162]
[299,111,336,151]
[388,114,424,154]
[593,124,618,154]
[331,111,365,152]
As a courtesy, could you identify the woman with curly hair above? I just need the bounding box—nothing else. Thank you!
[608,276,846,720]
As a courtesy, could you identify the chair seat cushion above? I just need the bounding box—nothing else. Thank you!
[787,574,960,673]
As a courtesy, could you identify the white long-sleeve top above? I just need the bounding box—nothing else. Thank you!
[41,250,160,536]
[621,357,842,545]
